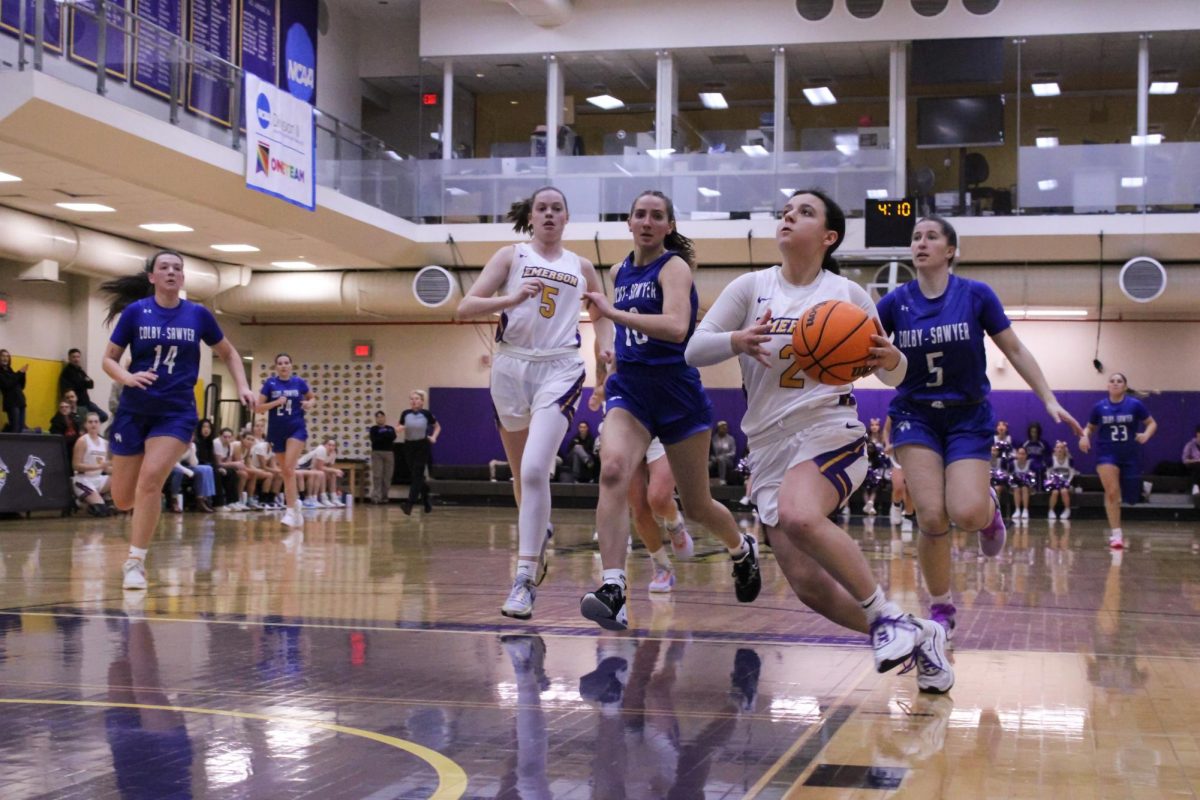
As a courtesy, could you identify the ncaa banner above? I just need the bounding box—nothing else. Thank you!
[245,72,315,211]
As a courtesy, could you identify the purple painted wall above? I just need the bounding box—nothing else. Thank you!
[430,387,1197,474]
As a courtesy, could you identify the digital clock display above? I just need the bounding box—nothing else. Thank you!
[864,198,917,248]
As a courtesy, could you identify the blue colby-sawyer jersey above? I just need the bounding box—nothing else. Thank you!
[1089,395,1149,460]
[877,275,1010,403]
[612,250,697,368]
[261,375,310,430]
[110,297,224,414]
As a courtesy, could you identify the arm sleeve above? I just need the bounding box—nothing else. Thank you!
[848,282,907,387]
[685,272,755,367]
[975,281,1012,337]
[875,291,896,334]
[197,305,225,347]
[109,305,137,347]
[426,410,438,426]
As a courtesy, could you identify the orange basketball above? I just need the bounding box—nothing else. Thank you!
[790,300,882,385]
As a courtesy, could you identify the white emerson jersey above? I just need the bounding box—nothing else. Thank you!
[494,243,586,360]
[692,266,882,450]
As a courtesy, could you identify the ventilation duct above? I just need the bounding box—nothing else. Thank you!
[495,0,573,27]
[1118,257,1167,303]
[413,265,455,307]
[214,270,465,319]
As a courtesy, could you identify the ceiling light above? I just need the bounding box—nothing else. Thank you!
[271,261,318,269]
[510,100,519,105]
[475,72,485,78]
[1130,133,1163,146]
[383,150,403,161]
[646,148,675,159]
[139,223,193,232]
[430,131,441,141]
[1035,136,1059,148]
[56,202,115,212]
[445,187,469,196]
[1037,179,1058,191]
[779,187,797,198]
[1031,82,1060,97]
[1121,176,1145,188]
[587,94,624,110]
[803,87,836,106]
[866,189,889,200]
[834,134,858,155]
[0,171,21,182]
[741,144,769,157]
[1024,308,1088,318]
[1149,81,1178,95]
[211,244,260,252]
[699,92,728,109]
[697,187,721,198]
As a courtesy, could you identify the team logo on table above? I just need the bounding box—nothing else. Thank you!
[23,455,45,497]
[0,455,8,497]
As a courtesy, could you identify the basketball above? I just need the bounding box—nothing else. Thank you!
[790,300,881,385]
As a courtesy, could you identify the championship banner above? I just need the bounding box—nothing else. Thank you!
[244,71,315,211]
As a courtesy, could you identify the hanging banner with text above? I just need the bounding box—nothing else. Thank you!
[244,71,314,210]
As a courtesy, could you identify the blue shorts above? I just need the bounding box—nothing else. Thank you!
[267,421,308,454]
[1096,452,1142,504]
[110,408,197,456]
[888,398,995,464]
[605,363,713,446]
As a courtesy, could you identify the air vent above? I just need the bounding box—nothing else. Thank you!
[709,53,752,66]
[911,0,948,15]
[413,265,454,308]
[795,0,833,20]
[846,0,882,19]
[867,261,915,301]
[1118,257,1166,303]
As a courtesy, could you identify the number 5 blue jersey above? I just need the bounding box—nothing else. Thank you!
[877,275,1010,404]
[612,250,698,368]
[110,297,225,414]
[1089,395,1149,460]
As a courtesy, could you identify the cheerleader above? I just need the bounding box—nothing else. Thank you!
[1010,447,1035,522]
[686,189,952,692]
[102,250,255,590]
[257,353,314,528]
[1045,440,1077,520]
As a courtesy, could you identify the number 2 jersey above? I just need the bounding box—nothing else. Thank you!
[494,243,585,359]
[690,266,891,449]
[876,274,1010,404]
[1089,395,1149,461]
[109,297,224,415]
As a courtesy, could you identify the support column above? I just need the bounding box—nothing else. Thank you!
[442,61,454,160]
[1136,34,1149,140]
[655,50,676,155]
[889,42,907,199]
[773,47,787,171]
[545,54,563,175]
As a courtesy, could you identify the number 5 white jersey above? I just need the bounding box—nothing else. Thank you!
[494,243,586,360]
[692,266,880,449]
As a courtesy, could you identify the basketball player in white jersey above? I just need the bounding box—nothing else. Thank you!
[457,186,613,620]
[686,189,954,693]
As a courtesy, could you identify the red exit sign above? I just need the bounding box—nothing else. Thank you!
[422,93,439,106]
[0,296,7,317]
[352,341,373,360]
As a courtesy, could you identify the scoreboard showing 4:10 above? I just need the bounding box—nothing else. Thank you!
[864,198,917,248]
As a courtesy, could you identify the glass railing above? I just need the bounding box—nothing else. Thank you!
[1018,143,1200,214]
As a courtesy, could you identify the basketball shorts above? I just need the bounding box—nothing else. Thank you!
[888,399,995,464]
[1096,452,1142,504]
[749,406,867,528]
[74,473,107,497]
[267,420,308,454]
[490,353,586,432]
[604,363,713,446]
[110,408,197,456]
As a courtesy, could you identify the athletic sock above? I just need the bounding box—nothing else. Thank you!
[930,591,953,606]
[859,585,892,623]
[516,560,537,582]
[128,545,148,561]
[602,569,627,589]
[649,548,671,569]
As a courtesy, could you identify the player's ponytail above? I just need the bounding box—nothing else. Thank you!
[1110,371,1154,400]
[790,188,844,274]
[506,186,568,235]
[101,250,183,324]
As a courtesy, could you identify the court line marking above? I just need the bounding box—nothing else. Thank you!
[742,661,873,800]
[0,697,468,800]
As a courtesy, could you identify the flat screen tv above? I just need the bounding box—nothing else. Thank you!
[916,95,1005,148]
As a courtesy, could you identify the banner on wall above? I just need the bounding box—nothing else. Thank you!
[68,0,130,80]
[0,0,64,53]
[244,71,314,210]
[187,0,235,126]
[277,0,316,104]
[132,0,184,99]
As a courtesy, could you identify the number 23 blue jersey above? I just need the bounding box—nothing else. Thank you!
[1089,396,1149,460]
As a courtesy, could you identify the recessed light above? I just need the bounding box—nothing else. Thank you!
[697,187,721,198]
[587,94,624,110]
[430,131,441,141]
[445,187,469,196]
[1035,136,1059,148]
[383,150,403,161]
[699,92,728,110]
[211,244,260,252]
[1149,81,1178,95]
[803,87,836,106]
[139,223,193,232]
[1031,82,1060,97]
[1121,176,1145,188]
[510,100,519,105]
[1130,133,1163,146]
[779,187,797,198]
[741,144,769,157]
[1037,179,1058,191]
[645,148,675,159]
[0,171,21,182]
[271,261,318,269]
[866,189,889,200]
[56,202,115,212]
[475,72,485,78]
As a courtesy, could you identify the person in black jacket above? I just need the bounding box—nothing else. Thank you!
[399,391,440,514]
[0,349,28,432]
[50,399,84,452]
[368,410,397,504]
[59,348,109,423]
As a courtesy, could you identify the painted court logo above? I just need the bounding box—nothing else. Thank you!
[256,142,271,175]
[23,455,45,497]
